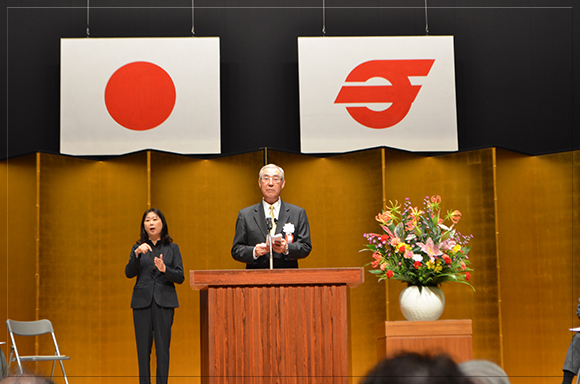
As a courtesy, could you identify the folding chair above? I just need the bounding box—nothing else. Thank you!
[6,319,70,384]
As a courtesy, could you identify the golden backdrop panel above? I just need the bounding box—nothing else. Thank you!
[435,149,500,364]
[269,149,386,381]
[99,152,149,384]
[383,148,501,364]
[497,149,576,382]
[36,153,103,383]
[150,151,264,383]
[2,155,39,361]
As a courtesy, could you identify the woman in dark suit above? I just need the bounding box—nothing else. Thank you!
[125,208,184,384]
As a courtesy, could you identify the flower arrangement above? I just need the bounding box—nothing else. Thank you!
[362,195,474,289]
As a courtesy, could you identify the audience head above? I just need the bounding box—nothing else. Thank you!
[459,359,511,384]
[360,352,471,384]
[0,371,55,384]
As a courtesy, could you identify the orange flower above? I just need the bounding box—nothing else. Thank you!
[390,237,401,247]
[466,272,471,281]
[450,210,462,224]
[431,195,441,204]
[386,270,394,279]
[375,211,393,225]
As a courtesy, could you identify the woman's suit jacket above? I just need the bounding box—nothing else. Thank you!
[125,241,185,309]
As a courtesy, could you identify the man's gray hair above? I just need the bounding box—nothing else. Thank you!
[458,360,510,384]
[0,373,55,384]
[259,164,284,180]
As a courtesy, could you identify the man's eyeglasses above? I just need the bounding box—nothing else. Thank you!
[261,176,283,183]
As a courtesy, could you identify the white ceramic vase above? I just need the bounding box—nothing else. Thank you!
[399,285,445,321]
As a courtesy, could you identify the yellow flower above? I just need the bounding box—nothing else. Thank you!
[434,261,443,273]
[426,260,443,273]
[396,242,409,253]
[452,244,462,254]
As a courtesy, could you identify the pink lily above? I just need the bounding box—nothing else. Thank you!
[439,239,457,251]
[417,238,443,261]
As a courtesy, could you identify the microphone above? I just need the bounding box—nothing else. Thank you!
[266,217,273,232]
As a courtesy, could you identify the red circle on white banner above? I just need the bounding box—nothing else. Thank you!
[105,61,176,131]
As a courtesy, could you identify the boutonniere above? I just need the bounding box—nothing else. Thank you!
[282,223,295,234]
[283,223,295,244]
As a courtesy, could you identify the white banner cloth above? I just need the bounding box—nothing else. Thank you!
[298,36,457,153]
[61,37,220,155]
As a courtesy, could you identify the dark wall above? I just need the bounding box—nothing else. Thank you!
[2,0,578,159]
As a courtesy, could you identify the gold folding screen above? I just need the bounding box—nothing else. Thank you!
[148,151,265,382]
[268,150,386,380]
[382,148,503,365]
[496,149,579,384]
[1,148,578,384]
[2,155,38,360]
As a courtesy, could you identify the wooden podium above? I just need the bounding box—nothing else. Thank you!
[376,320,473,363]
[190,268,364,384]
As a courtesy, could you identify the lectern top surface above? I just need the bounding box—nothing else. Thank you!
[190,267,364,290]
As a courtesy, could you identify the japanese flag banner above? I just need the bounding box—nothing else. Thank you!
[298,36,458,153]
[60,37,220,156]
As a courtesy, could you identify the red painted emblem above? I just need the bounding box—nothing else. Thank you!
[334,60,435,129]
[105,61,176,131]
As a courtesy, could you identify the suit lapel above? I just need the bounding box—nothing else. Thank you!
[277,200,289,235]
[252,202,269,240]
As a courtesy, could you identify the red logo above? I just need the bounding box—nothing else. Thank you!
[334,60,435,129]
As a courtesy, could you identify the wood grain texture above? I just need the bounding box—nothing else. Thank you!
[376,320,473,364]
[190,268,364,290]
[191,269,362,383]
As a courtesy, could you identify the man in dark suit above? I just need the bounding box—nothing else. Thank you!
[231,164,312,269]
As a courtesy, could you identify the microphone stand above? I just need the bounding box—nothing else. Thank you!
[266,217,274,270]
[269,237,273,270]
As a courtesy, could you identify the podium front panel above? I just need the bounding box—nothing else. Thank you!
[192,268,363,384]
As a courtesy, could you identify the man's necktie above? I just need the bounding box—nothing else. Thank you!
[269,205,277,235]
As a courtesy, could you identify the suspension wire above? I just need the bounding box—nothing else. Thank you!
[86,0,90,37]
[191,0,195,36]
[424,0,429,35]
[322,0,326,36]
